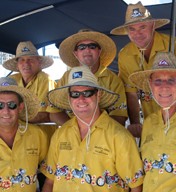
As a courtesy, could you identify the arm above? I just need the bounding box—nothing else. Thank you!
[131,185,143,192]
[29,112,50,123]
[42,178,53,192]
[110,115,127,126]
[126,92,142,138]
[49,112,70,126]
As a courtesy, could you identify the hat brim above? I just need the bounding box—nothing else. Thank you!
[59,31,117,67]
[111,18,170,35]
[48,83,119,111]
[0,86,40,121]
[129,68,176,92]
[3,56,53,71]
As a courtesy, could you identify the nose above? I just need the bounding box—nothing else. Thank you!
[1,105,10,113]
[78,94,86,100]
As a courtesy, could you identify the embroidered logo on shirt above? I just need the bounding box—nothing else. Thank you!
[26,148,39,155]
[93,146,110,156]
[60,142,72,150]
[143,134,153,144]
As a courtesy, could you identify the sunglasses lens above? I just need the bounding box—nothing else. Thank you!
[69,91,80,98]
[69,89,98,99]
[0,102,5,110]
[76,44,86,50]
[88,44,98,49]
[75,43,100,51]
[8,102,18,109]
[0,102,18,110]
[83,90,96,97]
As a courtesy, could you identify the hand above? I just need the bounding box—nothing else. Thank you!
[127,123,142,138]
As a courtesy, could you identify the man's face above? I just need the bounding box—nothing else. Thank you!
[16,56,41,79]
[73,40,101,68]
[69,86,100,120]
[127,21,154,49]
[149,71,176,108]
[0,93,24,129]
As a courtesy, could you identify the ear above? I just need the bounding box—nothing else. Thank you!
[97,90,101,103]
[18,102,24,113]
[73,50,78,59]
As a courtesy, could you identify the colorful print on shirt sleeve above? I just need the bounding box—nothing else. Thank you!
[144,153,176,174]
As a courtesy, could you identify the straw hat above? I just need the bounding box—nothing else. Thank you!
[0,77,40,121]
[59,30,117,67]
[110,1,170,35]
[48,66,119,110]
[129,52,176,92]
[3,41,54,71]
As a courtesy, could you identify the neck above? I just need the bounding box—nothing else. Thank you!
[77,109,101,140]
[162,105,176,123]
[90,62,100,74]
[0,125,18,149]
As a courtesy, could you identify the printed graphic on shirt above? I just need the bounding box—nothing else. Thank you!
[0,168,37,190]
[41,161,144,189]
[144,153,175,174]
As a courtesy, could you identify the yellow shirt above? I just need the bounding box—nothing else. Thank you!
[47,65,127,118]
[141,111,176,192]
[0,121,49,191]
[118,32,176,118]
[10,71,56,112]
[41,111,144,192]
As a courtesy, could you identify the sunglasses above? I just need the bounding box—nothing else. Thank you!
[75,43,101,51]
[0,101,18,110]
[150,78,176,86]
[69,89,98,99]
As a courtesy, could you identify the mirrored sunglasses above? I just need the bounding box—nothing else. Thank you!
[0,101,18,110]
[151,78,176,86]
[69,89,98,99]
[75,43,101,51]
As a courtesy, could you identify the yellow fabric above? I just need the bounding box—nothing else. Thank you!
[118,32,176,118]
[10,71,56,112]
[41,111,144,192]
[47,65,127,118]
[141,110,176,192]
[0,120,49,191]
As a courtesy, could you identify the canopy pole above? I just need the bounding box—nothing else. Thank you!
[169,0,176,53]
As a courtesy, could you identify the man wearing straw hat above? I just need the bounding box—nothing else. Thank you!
[111,1,176,137]
[2,41,58,124]
[129,52,176,191]
[0,77,48,191]
[41,66,143,192]
[49,29,128,126]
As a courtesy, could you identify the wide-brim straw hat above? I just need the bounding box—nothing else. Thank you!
[59,30,117,67]
[129,52,176,92]
[3,41,54,71]
[110,1,170,35]
[48,66,119,110]
[0,77,40,121]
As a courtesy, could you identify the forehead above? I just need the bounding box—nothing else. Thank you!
[151,71,176,78]
[0,92,19,99]
[76,39,97,45]
[70,86,94,91]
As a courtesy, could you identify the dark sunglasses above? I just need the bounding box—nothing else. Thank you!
[0,101,18,110]
[75,43,101,51]
[69,89,98,99]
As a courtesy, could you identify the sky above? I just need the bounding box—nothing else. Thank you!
[123,0,172,6]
